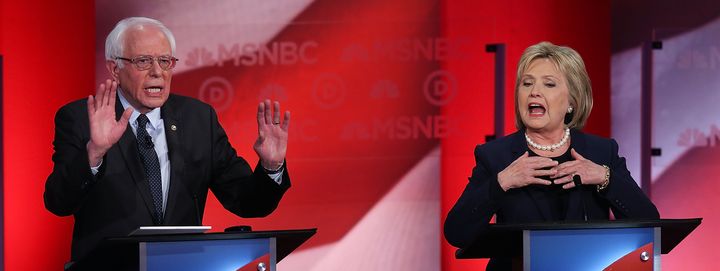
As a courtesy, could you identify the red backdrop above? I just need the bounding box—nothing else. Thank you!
[2,0,95,270]
[1,1,609,270]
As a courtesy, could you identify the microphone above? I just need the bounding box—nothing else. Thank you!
[193,194,202,226]
[183,180,203,226]
[143,135,154,149]
[573,175,589,221]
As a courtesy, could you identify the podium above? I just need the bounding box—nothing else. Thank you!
[70,228,316,271]
[455,219,700,271]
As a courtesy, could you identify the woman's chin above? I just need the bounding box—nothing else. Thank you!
[523,118,548,130]
[523,120,563,132]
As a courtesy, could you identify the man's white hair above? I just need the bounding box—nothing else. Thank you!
[104,17,176,67]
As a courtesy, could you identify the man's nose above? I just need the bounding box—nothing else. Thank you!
[148,59,163,77]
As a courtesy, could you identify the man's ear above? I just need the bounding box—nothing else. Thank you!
[106,60,120,81]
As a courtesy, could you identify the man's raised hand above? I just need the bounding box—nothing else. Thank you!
[86,79,133,166]
[253,99,290,171]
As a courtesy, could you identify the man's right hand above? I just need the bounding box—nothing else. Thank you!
[86,79,133,167]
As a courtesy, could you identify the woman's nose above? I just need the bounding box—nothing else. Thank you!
[529,85,542,97]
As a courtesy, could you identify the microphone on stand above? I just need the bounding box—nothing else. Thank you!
[193,194,202,226]
[573,175,589,222]
[143,135,154,149]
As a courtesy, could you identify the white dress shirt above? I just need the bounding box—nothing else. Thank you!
[90,90,283,212]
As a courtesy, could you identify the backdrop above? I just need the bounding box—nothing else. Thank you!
[611,1,720,269]
[3,1,613,270]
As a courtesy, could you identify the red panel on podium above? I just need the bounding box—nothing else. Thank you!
[604,242,654,271]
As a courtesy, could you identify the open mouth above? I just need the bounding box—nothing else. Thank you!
[144,86,163,94]
[528,102,546,116]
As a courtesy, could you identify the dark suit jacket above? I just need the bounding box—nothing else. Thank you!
[444,129,659,270]
[44,94,290,261]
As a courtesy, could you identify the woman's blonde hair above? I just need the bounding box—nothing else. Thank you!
[514,41,593,129]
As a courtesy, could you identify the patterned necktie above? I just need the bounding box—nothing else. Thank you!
[136,114,164,225]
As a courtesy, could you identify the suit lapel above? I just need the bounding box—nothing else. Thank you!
[114,99,158,222]
[508,130,528,157]
[568,129,587,153]
[161,96,186,224]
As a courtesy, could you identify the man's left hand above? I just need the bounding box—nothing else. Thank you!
[253,99,290,171]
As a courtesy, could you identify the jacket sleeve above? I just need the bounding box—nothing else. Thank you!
[444,145,507,248]
[598,139,660,219]
[207,107,290,218]
[44,103,97,216]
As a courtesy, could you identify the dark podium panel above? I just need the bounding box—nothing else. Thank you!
[71,228,316,271]
[455,219,700,270]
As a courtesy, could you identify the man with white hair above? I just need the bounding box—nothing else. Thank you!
[44,17,291,264]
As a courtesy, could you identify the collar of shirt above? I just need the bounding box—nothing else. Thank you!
[117,88,163,135]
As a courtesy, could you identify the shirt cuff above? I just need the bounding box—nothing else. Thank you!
[268,169,284,185]
[262,160,285,185]
[90,158,103,175]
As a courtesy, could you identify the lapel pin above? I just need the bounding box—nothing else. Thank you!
[170,124,177,131]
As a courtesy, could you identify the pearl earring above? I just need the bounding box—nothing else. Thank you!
[567,107,573,114]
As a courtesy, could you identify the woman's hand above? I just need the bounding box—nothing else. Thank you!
[552,149,608,189]
[497,152,556,191]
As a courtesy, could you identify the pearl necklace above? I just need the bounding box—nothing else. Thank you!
[525,128,570,151]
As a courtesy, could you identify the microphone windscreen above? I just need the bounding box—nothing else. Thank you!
[573,175,582,187]
[144,135,154,149]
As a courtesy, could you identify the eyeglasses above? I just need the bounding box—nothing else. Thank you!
[115,55,179,71]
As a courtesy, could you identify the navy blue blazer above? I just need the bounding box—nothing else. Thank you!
[444,129,659,268]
